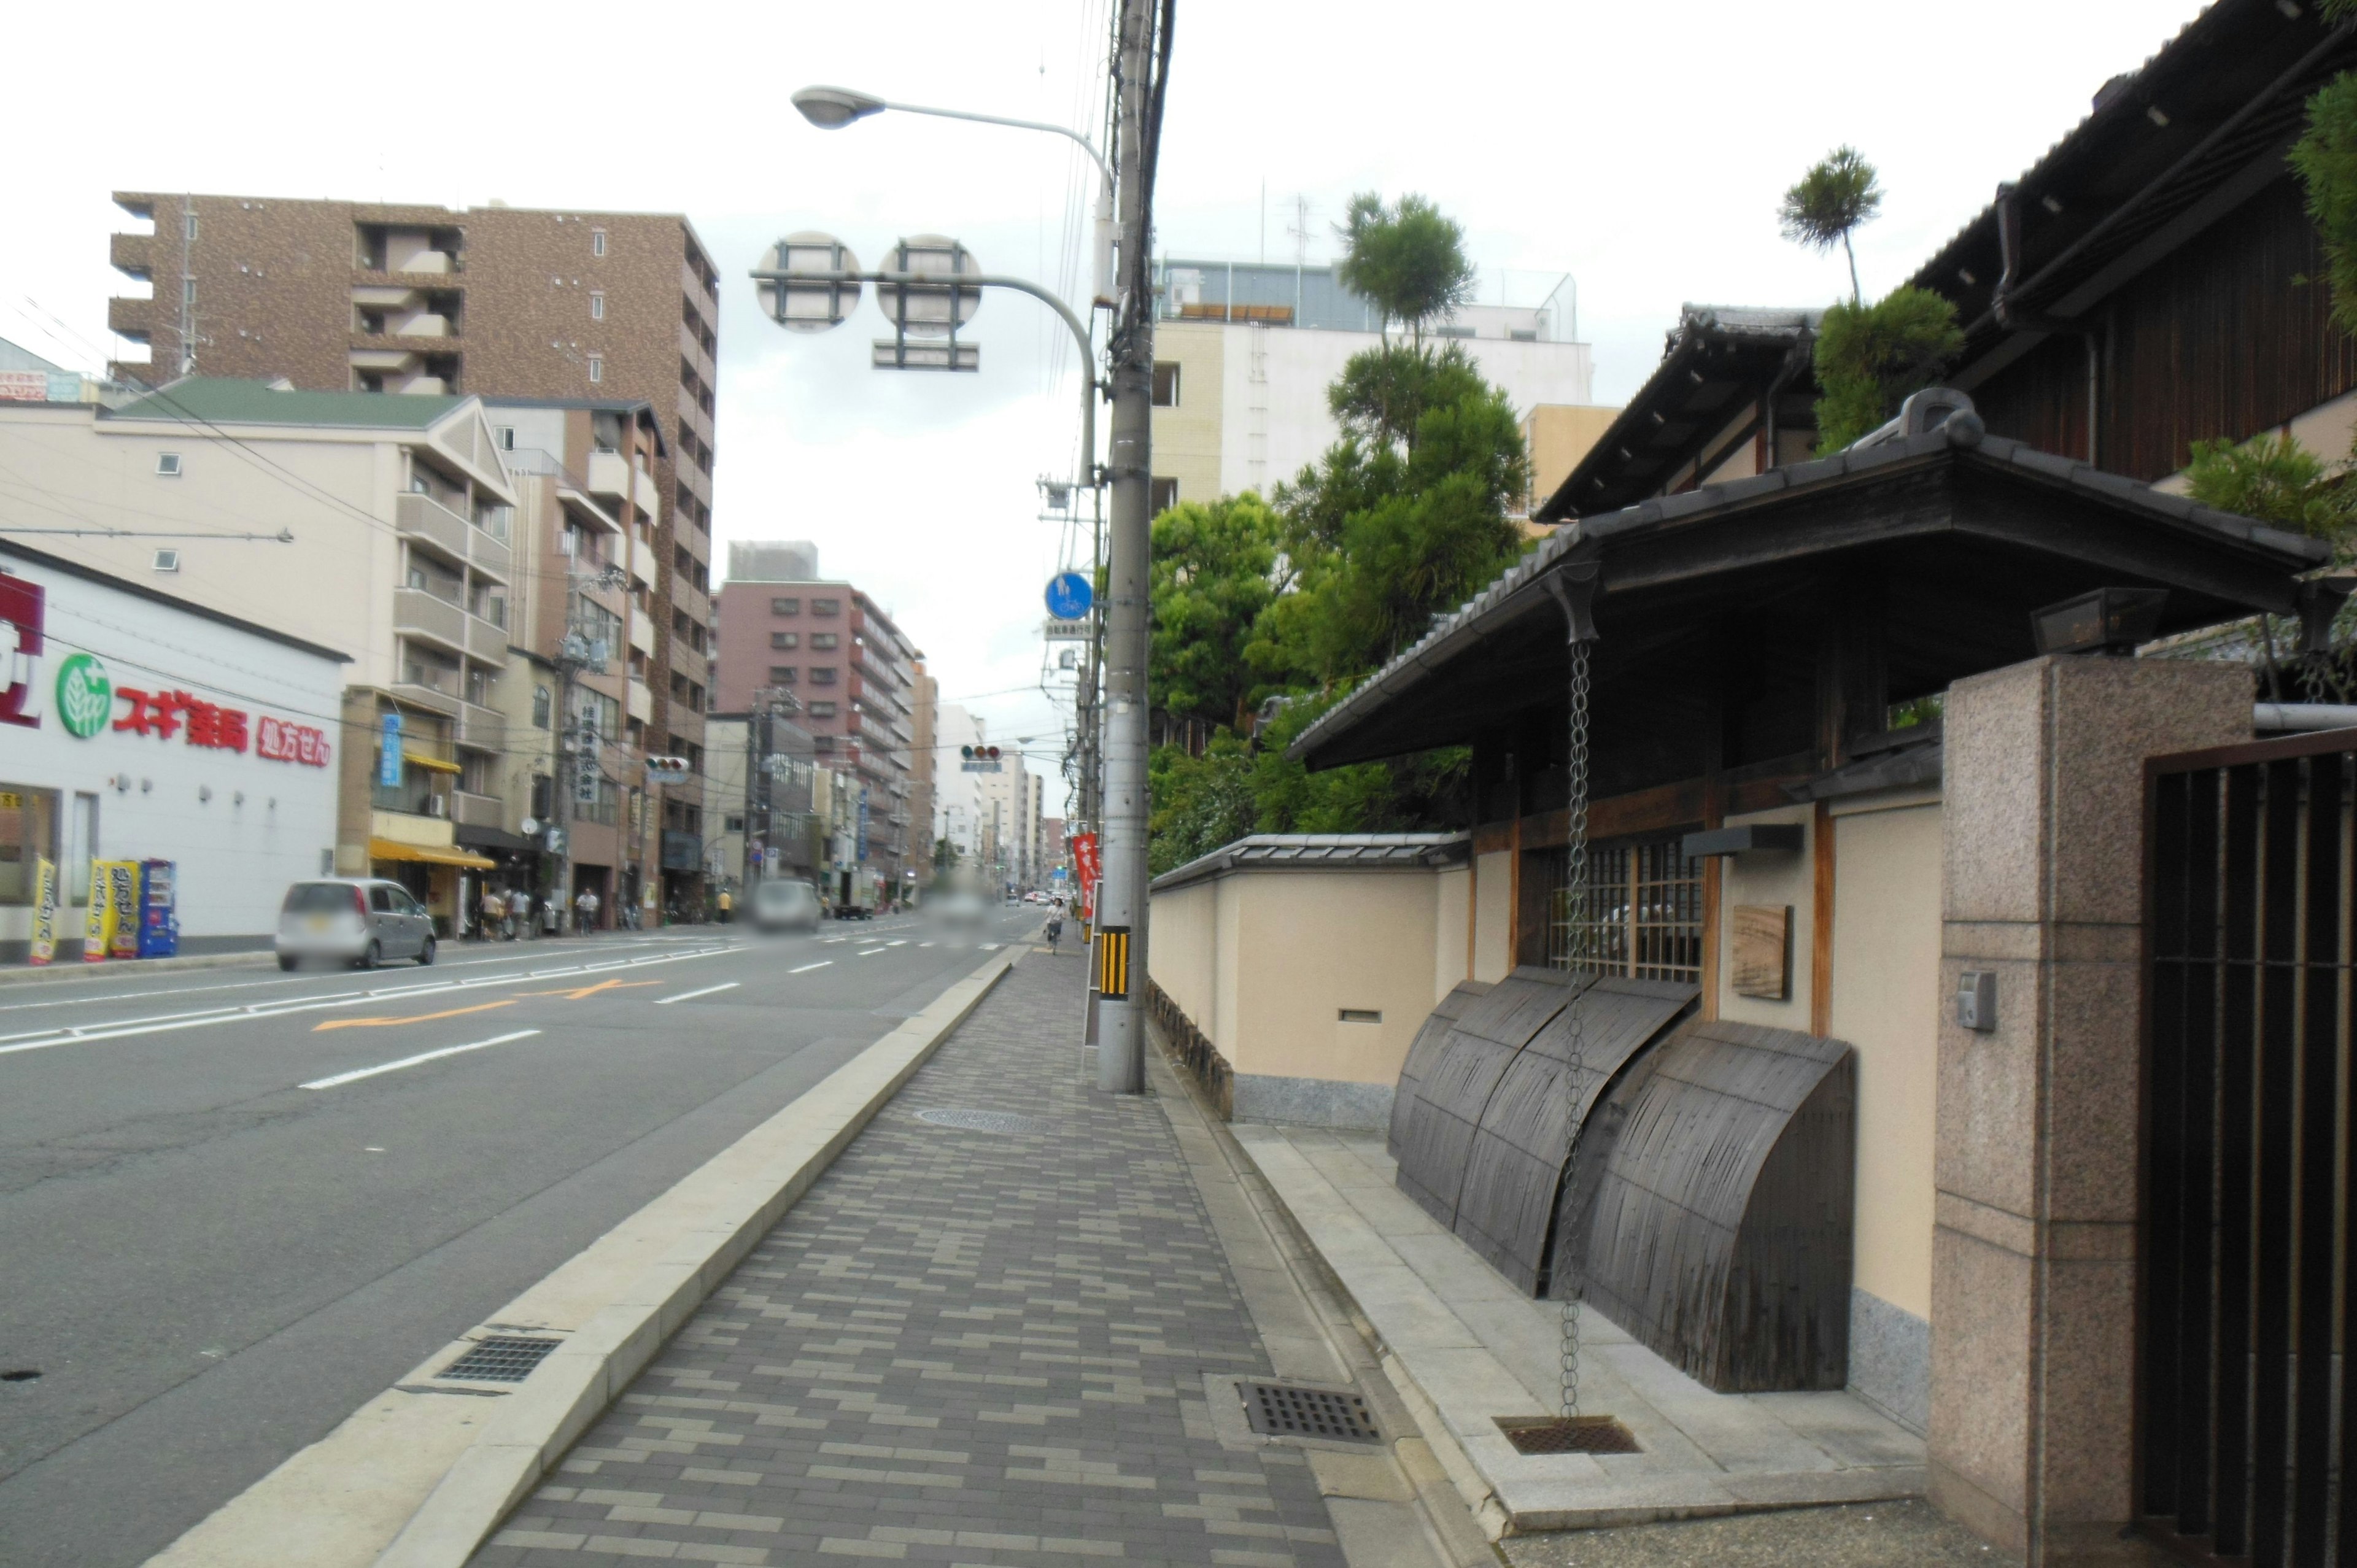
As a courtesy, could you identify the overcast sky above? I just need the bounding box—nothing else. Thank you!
[6,0,2210,814]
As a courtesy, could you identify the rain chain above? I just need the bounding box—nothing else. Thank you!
[1549,569,1599,1421]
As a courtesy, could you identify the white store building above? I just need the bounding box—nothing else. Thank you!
[0,542,346,962]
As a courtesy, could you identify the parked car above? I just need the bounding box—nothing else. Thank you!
[276,878,436,970]
[751,879,824,935]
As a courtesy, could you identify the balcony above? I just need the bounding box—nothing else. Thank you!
[110,233,153,282]
[389,679,459,717]
[452,790,505,830]
[627,679,652,726]
[395,490,468,564]
[586,449,632,501]
[629,614,654,656]
[630,542,657,589]
[632,465,662,523]
[395,586,468,654]
[455,700,504,749]
[106,296,153,342]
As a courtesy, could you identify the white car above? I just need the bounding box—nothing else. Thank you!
[751,879,823,934]
[276,878,436,970]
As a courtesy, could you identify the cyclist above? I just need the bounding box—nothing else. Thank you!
[1044,902,1064,956]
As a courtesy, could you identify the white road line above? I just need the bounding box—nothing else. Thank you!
[856,948,887,958]
[887,940,908,947]
[301,1030,542,1090]
[918,942,935,948]
[654,981,740,1006]
[789,960,832,974]
[0,946,734,1059]
[979,943,1000,951]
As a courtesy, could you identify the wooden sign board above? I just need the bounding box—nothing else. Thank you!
[1730,904,1792,1000]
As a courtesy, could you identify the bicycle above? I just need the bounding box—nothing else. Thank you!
[1044,916,1063,956]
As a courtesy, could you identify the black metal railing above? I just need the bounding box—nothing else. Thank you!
[2144,730,2357,1567]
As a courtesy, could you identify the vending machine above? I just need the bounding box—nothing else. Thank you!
[136,860,179,959]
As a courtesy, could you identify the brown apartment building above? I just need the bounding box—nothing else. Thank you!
[713,562,921,898]
[105,192,724,912]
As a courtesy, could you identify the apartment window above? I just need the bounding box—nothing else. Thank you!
[809,666,838,686]
[770,631,799,649]
[808,701,838,719]
[1545,839,1704,982]
[590,228,607,257]
[769,666,798,684]
[184,212,199,242]
[183,278,197,307]
[155,452,182,477]
[494,425,515,450]
[586,354,603,384]
[1434,324,1474,340]
[1150,476,1178,514]
[724,815,746,834]
[530,774,553,820]
[589,291,605,321]
[1151,362,1181,406]
[810,632,839,650]
[1509,328,1538,342]
[811,597,841,616]
[532,684,552,728]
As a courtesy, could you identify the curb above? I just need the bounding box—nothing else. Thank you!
[0,950,274,988]
[144,944,1021,1568]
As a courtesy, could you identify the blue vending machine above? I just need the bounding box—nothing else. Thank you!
[137,860,179,958]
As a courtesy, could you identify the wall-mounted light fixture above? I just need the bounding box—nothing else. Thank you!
[1680,823,1805,859]
[2030,587,2168,657]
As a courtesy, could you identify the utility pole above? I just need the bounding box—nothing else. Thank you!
[1096,0,1163,1094]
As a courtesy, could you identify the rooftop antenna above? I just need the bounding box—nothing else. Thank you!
[1287,194,1314,325]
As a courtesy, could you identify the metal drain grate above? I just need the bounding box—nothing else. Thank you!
[914,1108,1061,1135]
[438,1336,563,1383]
[1497,1415,1643,1454]
[1242,1382,1381,1443]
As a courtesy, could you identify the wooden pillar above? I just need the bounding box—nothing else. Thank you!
[1810,799,1834,1037]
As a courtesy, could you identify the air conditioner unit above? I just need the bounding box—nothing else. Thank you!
[427,795,447,818]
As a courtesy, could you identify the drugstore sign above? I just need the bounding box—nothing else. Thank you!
[0,574,329,765]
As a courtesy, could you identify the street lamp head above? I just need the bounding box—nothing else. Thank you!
[792,86,886,129]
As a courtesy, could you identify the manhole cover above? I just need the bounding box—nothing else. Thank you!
[439,1336,563,1383]
[1242,1382,1381,1443]
[1497,1415,1642,1454]
[913,1108,1061,1134]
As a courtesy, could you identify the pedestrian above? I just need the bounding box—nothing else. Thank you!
[479,884,504,943]
[509,887,532,940]
[717,887,733,925]
[575,886,599,934]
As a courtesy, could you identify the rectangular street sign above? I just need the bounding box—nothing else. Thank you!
[1043,618,1089,641]
[378,712,402,788]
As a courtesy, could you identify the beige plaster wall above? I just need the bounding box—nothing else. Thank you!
[1829,795,1943,1321]
[1714,803,1816,1027]
[1434,865,1471,998]
[1147,321,1225,507]
[1150,879,1220,1045]
[1225,871,1442,1086]
[1472,850,1514,982]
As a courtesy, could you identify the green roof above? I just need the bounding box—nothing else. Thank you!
[106,377,463,430]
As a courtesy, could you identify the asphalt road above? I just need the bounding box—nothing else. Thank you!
[0,906,1045,1568]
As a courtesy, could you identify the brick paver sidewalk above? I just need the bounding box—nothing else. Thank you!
[473,951,1347,1568]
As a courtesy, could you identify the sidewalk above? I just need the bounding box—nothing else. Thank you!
[470,951,1380,1568]
[1231,1126,1924,1535]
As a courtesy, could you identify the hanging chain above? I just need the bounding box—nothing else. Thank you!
[1557,636,1595,1420]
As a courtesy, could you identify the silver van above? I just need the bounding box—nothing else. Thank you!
[750,879,822,934]
[276,879,436,970]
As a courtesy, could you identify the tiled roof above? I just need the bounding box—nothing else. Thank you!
[1150,832,1470,892]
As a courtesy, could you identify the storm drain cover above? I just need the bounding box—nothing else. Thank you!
[1497,1415,1643,1455]
[1242,1382,1380,1444]
[914,1108,1061,1135]
[438,1336,563,1383]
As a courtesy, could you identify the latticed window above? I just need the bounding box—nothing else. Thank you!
[1547,838,1704,983]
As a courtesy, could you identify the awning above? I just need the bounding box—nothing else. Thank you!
[403,751,463,774]
[368,836,495,870]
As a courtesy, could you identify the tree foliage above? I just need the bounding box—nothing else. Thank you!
[1336,192,1479,344]
[1810,287,1965,450]
[1148,493,1287,731]
[2185,430,2355,540]
[2293,68,2357,337]
[1780,147,1883,306]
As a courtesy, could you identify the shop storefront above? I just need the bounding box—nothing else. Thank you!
[0,545,346,963]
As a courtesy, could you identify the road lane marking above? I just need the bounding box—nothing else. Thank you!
[312,1000,518,1033]
[856,948,887,958]
[301,1030,542,1090]
[654,982,740,1006]
[0,947,735,1059]
[918,942,935,948]
[789,961,832,974]
[515,978,662,1001]
[888,941,908,947]
[980,943,1000,951]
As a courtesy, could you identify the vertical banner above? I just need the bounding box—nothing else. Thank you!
[379,711,403,789]
[1070,833,1100,921]
[108,861,139,958]
[81,858,115,962]
[28,857,56,965]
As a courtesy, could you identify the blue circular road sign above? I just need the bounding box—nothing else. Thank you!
[1044,571,1093,620]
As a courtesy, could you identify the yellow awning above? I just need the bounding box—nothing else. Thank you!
[403,751,463,774]
[368,836,495,870]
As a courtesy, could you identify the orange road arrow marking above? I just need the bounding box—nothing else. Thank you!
[312,1000,517,1033]
[514,978,663,1001]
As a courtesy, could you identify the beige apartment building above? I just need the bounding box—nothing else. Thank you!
[104,192,724,907]
[0,379,524,923]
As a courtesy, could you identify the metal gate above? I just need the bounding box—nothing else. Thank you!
[2144,730,2357,1566]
